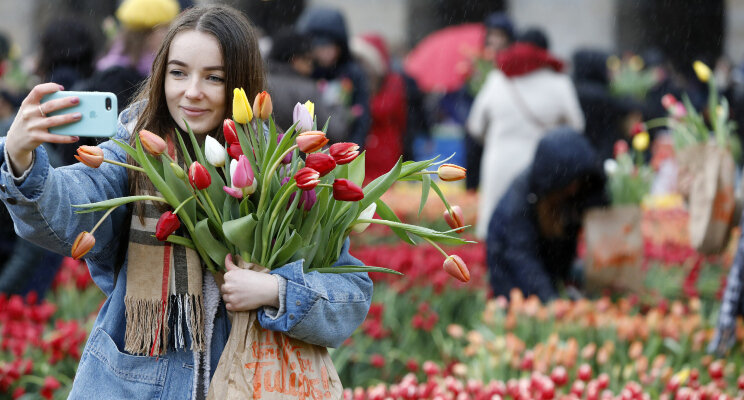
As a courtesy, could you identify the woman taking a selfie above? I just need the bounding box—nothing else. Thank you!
[0,5,372,399]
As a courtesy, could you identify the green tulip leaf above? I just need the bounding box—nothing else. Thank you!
[194,218,229,268]
[310,265,403,275]
[360,157,402,211]
[163,235,196,250]
[419,172,431,217]
[374,199,415,245]
[270,231,303,268]
[73,195,168,213]
[222,214,258,252]
[348,151,365,187]
[111,139,141,164]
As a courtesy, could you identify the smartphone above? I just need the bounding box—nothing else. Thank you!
[41,91,118,137]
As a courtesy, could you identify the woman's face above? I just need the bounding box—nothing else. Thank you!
[165,30,225,135]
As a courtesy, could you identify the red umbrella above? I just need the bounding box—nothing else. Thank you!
[404,23,486,93]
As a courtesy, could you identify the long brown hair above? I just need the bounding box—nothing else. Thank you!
[127,5,265,216]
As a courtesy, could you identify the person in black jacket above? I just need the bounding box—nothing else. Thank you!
[296,6,371,146]
[572,49,643,160]
[486,129,607,301]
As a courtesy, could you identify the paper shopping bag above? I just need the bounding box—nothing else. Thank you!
[207,261,343,400]
[583,205,644,293]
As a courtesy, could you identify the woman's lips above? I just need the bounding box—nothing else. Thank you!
[181,106,208,117]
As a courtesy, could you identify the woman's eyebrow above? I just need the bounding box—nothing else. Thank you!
[167,59,223,71]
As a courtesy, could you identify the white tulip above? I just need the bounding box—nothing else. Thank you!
[204,135,226,167]
[352,203,377,233]
[604,159,618,176]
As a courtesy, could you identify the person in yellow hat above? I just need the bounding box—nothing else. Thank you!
[96,0,180,77]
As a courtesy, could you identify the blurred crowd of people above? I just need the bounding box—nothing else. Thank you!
[2,1,744,306]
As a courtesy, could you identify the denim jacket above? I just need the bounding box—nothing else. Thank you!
[0,107,372,399]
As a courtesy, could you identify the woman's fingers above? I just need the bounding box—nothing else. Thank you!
[38,95,79,115]
[30,132,80,144]
[36,112,82,130]
[23,83,64,105]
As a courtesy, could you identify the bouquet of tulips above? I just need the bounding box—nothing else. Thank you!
[604,133,654,206]
[71,89,473,281]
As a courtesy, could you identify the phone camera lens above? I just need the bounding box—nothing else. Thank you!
[105,97,112,111]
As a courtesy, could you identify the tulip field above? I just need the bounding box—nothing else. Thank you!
[3,185,744,399]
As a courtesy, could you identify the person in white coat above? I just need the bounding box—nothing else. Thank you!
[467,35,584,239]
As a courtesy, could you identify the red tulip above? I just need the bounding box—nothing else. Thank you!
[71,231,95,260]
[139,129,167,156]
[329,142,360,165]
[252,91,273,120]
[613,140,628,158]
[550,366,568,387]
[155,211,180,241]
[332,178,364,201]
[630,121,646,136]
[709,360,724,380]
[40,376,60,400]
[74,145,104,168]
[370,354,385,368]
[295,167,320,190]
[305,153,336,177]
[661,93,677,110]
[443,255,470,282]
[578,363,593,381]
[223,119,239,144]
[437,164,466,181]
[188,161,211,190]
[443,205,465,233]
[227,142,243,160]
[296,131,328,153]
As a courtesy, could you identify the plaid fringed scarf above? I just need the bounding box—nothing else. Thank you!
[124,200,206,356]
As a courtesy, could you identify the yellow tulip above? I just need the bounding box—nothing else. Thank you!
[628,55,644,72]
[232,88,253,124]
[693,60,711,83]
[606,55,621,72]
[632,131,650,152]
[303,100,315,119]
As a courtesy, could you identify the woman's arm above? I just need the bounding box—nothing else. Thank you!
[0,98,133,261]
[255,239,373,348]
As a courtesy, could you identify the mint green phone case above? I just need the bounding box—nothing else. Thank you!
[41,91,118,137]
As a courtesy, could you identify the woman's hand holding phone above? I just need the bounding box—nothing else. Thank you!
[5,83,81,175]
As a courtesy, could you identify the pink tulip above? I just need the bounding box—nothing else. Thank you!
[232,155,254,189]
[139,129,167,156]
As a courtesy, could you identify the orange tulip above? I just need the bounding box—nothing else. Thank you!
[139,129,167,156]
[252,91,273,120]
[71,231,95,260]
[443,255,470,282]
[296,131,328,153]
[74,145,104,168]
[437,164,466,181]
[443,205,465,233]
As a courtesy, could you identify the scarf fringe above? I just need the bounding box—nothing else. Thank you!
[124,293,205,355]
[124,296,170,355]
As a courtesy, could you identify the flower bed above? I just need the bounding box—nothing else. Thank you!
[3,185,743,398]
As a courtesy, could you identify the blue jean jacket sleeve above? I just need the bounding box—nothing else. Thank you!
[257,239,373,348]
[0,110,133,267]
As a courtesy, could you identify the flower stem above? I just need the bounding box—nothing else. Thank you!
[173,195,196,214]
[257,144,299,216]
[89,206,119,235]
[202,191,223,226]
[422,236,450,258]
[103,158,145,172]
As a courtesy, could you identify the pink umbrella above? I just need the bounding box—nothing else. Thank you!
[404,23,486,93]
